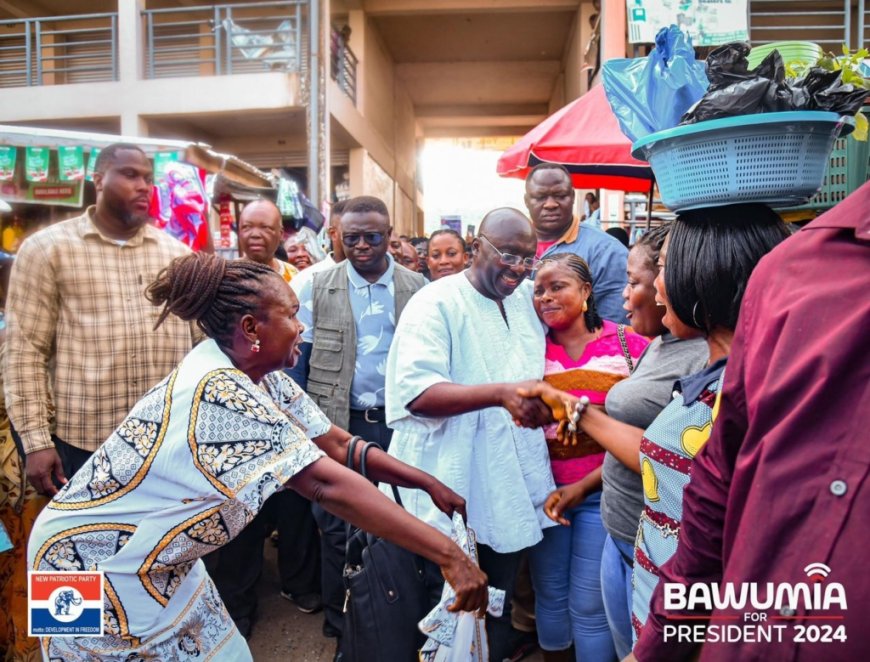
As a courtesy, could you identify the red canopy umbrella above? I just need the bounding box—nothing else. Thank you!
[497,84,653,192]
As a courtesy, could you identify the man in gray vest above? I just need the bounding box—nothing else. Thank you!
[291,194,426,646]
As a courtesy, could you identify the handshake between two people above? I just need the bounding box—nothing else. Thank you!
[504,379,586,444]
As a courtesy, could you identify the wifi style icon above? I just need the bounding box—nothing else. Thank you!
[804,562,831,582]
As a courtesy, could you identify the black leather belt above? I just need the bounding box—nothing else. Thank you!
[350,407,386,423]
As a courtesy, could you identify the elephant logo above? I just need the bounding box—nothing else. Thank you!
[49,587,84,622]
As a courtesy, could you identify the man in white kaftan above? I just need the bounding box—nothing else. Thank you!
[383,208,556,661]
[385,273,555,551]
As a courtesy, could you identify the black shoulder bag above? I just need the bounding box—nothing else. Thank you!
[338,438,430,662]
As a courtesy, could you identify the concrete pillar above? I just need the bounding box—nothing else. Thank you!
[199,22,216,76]
[120,112,148,137]
[348,147,366,198]
[578,1,596,96]
[599,0,626,223]
[117,0,145,83]
[38,29,57,85]
[600,0,627,62]
[347,10,366,112]
[308,0,331,206]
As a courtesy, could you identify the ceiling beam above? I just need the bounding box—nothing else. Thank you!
[0,0,52,20]
[422,125,535,139]
[363,0,579,16]
[419,114,547,128]
[397,61,560,106]
[416,103,549,118]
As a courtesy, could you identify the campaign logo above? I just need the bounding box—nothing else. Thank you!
[28,571,104,636]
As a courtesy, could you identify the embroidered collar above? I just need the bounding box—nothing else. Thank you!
[675,357,727,404]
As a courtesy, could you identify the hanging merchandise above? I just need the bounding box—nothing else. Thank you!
[58,145,85,182]
[276,176,304,221]
[219,199,234,249]
[25,146,50,182]
[0,146,16,181]
[297,191,325,233]
[153,151,183,177]
[150,161,211,251]
[85,148,101,181]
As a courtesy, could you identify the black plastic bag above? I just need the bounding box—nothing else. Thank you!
[680,42,869,124]
[681,44,784,123]
[794,67,870,116]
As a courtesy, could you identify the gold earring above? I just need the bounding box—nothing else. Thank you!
[582,300,588,312]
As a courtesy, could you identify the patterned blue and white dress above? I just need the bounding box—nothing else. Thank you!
[631,359,726,639]
[28,339,329,661]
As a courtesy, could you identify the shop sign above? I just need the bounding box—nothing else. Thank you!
[0,175,83,208]
[627,0,749,45]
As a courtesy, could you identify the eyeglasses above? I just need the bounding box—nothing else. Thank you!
[478,234,538,270]
[342,232,386,248]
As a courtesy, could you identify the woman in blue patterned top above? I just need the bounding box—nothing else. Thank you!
[518,205,790,647]
[28,253,488,661]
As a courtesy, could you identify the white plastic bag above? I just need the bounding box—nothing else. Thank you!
[431,611,485,662]
[419,514,504,662]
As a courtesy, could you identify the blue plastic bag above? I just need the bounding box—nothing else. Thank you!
[602,25,709,143]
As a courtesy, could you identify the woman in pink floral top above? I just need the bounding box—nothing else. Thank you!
[530,253,648,661]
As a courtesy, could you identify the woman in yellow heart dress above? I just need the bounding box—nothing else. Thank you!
[520,204,790,647]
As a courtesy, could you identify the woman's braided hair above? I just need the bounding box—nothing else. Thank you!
[537,253,603,331]
[633,224,670,274]
[146,253,277,348]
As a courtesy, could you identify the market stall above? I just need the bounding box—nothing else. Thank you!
[0,124,279,305]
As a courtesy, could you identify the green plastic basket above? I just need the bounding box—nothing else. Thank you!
[787,134,870,210]
[747,41,822,70]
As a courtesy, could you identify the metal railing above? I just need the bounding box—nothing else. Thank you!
[749,0,853,50]
[331,27,358,104]
[0,12,117,88]
[861,0,868,54]
[143,0,306,80]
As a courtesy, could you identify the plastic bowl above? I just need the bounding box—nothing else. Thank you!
[631,111,854,212]
[747,41,823,70]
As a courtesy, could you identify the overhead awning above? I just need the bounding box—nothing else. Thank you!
[497,84,653,192]
[0,124,272,190]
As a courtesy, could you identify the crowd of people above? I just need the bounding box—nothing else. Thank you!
[0,142,865,662]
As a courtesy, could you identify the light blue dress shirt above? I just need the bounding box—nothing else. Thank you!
[297,255,397,409]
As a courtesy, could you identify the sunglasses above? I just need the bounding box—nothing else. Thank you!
[342,232,386,248]
[478,234,538,270]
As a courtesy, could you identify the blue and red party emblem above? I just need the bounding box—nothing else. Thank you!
[28,571,104,637]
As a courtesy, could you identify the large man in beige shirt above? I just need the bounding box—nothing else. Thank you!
[4,143,200,495]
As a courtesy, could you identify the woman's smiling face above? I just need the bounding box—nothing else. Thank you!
[533,261,591,331]
[427,233,466,280]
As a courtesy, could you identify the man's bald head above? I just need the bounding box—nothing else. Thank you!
[478,208,536,245]
[240,199,281,226]
[238,199,283,265]
[468,208,536,301]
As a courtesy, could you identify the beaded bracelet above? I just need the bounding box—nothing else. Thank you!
[566,395,591,435]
